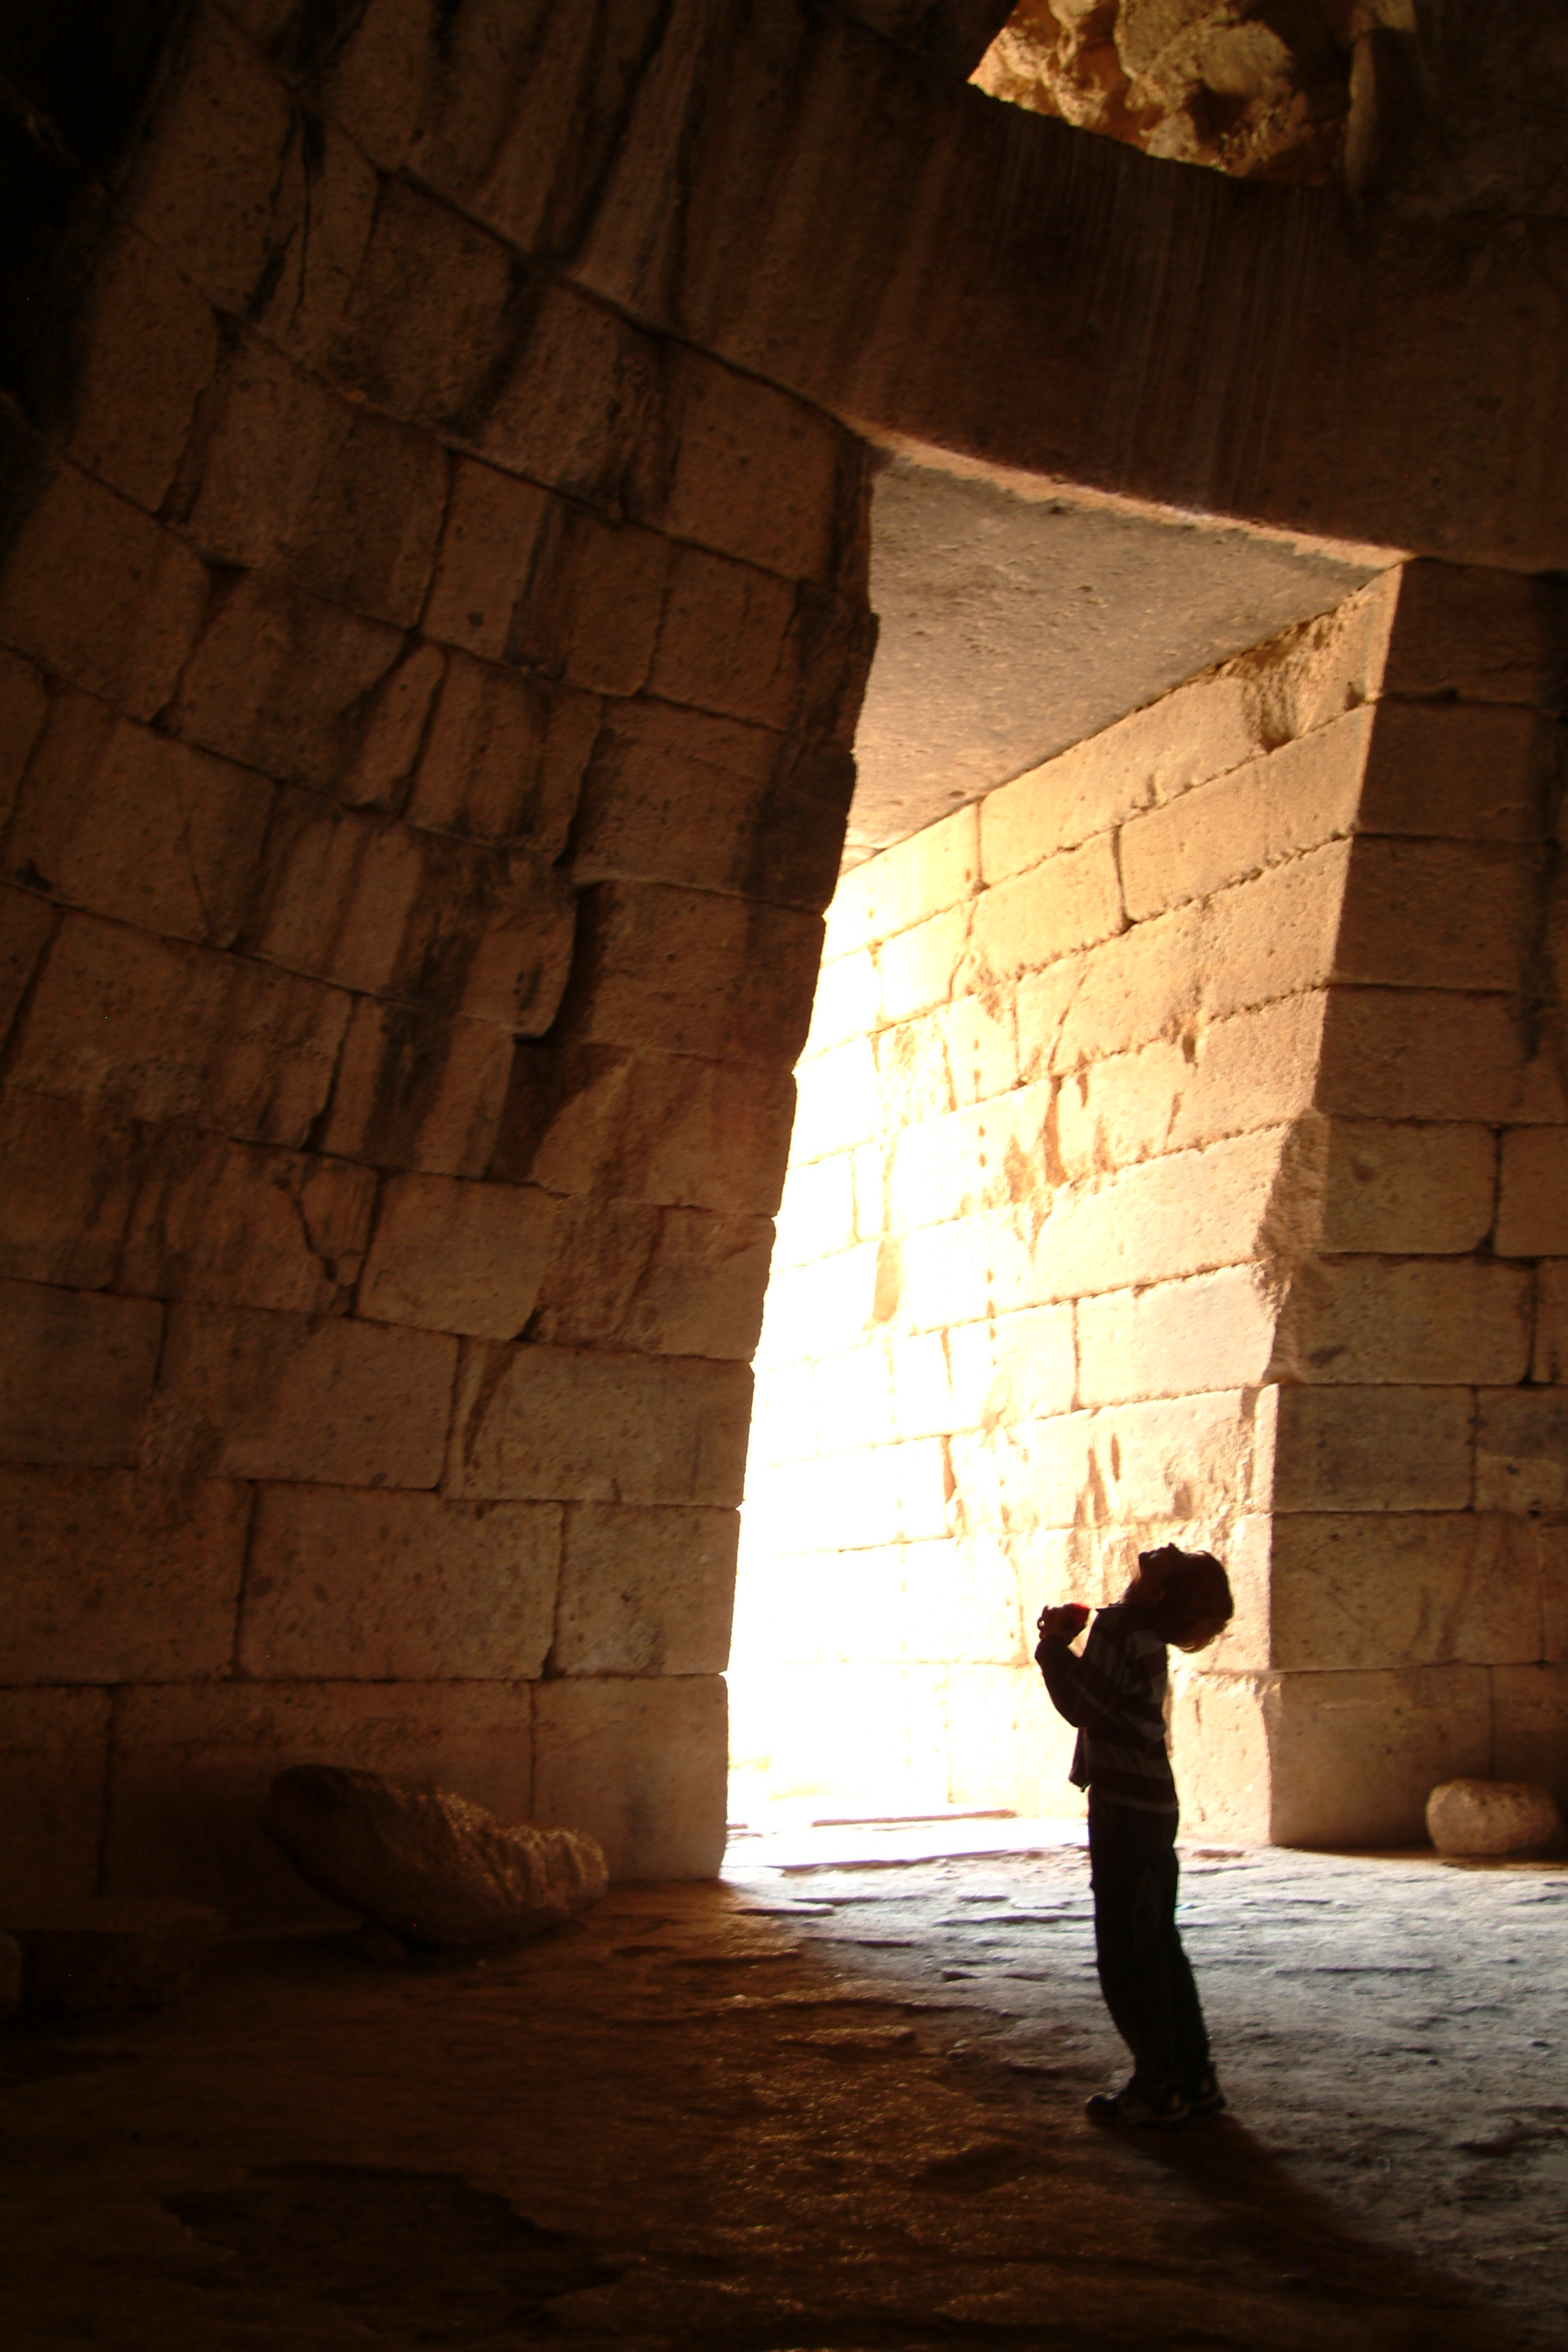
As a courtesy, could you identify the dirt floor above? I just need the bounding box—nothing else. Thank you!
[2,1832,1564,2351]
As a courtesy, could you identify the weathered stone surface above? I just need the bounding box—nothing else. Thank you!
[1271,1258,1531,1388]
[1118,713,1366,924]
[1496,1128,1568,1258]
[155,1304,456,1487]
[529,1201,774,1360]
[1315,1118,1496,1255]
[1265,1385,1474,1516]
[0,1091,139,1290]
[104,1681,536,1926]
[1335,841,1542,995]
[0,649,48,829]
[1533,1262,1568,1386]
[320,1000,514,1179]
[243,1487,559,1681]
[0,1689,110,1910]
[1426,1778,1563,1860]
[262,1766,607,1947]
[120,1132,376,1314]
[564,883,823,1064]
[358,1173,557,1339]
[1266,1514,1542,1675]
[1357,700,1561,844]
[6,695,273,949]
[656,344,848,583]
[1475,1390,1568,1514]
[532,1675,727,1881]
[0,1279,161,1468]
[9,915,350,1147]
[1055,994,1325,1172]
[404,658,599,852]
[5,1899,224,2015]
[885,1083,1052,1232]
[962,835,1122,984]
[1077,1266,1277,1406]
[0,450,208,719]
[490,1044,795,1215]
[1315,987,1537,1125]
[1491,1664,1568,1807]
[829,804,980,957]
[61,219,220,514]
[2,1465,247,1683]
[446,1343,751,1507]
[553,1505,738,1678]
[1266,1665,1493,1849]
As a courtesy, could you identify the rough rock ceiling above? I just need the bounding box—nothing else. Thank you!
[846,453,1384,863]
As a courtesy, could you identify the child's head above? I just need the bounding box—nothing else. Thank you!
[1130,1545,1233,1652]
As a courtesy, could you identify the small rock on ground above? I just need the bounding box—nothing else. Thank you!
[1426,1778,1563,1857]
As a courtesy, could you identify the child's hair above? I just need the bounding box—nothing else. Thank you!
[1147,1551,1233,1642]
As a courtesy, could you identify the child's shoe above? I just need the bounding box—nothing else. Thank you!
[1086,2077,1189,2127]
[1186,2064,1226,2116]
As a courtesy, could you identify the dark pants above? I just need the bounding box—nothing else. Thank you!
[1087,1793,1210,2095]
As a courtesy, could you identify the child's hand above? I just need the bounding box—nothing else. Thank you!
[1035,1602,1090,1643]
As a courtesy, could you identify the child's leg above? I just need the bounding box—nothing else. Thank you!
[1087,1796,1184,2092]
[1163,1871,1212,2092]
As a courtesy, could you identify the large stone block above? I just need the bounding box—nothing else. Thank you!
[320,999,513,1179]
[6,695,273,950]
[1315,986,1537,1125]
[650,548,870,743]
[828,803,979,958]
[156,1303,456,1487]
[446,1342,751,1507]
[1119,711,1368,924]
[1272,1257,1531,1386]
[862,1009,955,1131]
[243,1486,559,1681]
[522,1200,773,1360]
[1381,560,1564,709]
[326,174,525,430]
[358,1172,557,1339]
[564,882,823,1064]
[1035,903,1206,1072]
[962,834,1123,985]
[2,1465,246,1682]
[491,1043,795,1216]
[569,698,849,913]
[0,1091,139,1290]
[0,447,208,719]
[1267,1513,1542,1674]
[186,337,448,628]
[404,657,599,852]
[103,1680,535,1926]
[657,345,846,584]
[0,887,58,1045]
[0,1689,110,1909]
[801,946,882,1059]
[868,905,971,1030]
[0,1279,160,1468]
[553,1503,738,1677]
[1533,1262,1568,1384]
[170,570,425,798]
[1168,1669,1272,1843]
[1055,994,1326,1178]
[1358,699,1560,842]
[944,1304,1077,1429]
[1077,1266,1277,1407]
[1202,840,1350,1020]
[63,220,220,514]
[1490,1664,1568,1808]
[9,915,350,1148]
[948,1388,1266,1539]
[471,277,664,516]
[532,1675,727,1881]
[119,1131,376,1314]
[1335,840,1542,993]
[1265,1664,1493,1848]
[1315,1118,1496,1253]
[1496,1128,1568,1257]
[1475,1389,1568,1514]
[887,1082,1054,1234]
[243,792,576,1030]
[754,1238,878,1366]
[1265,1383,1474,1514]
[1037,1125,1293,1305]
[0,647,48,828]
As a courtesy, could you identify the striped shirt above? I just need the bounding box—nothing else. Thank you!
[1038,1604,1177,1817]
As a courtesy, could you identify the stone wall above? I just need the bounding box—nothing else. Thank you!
[735,558,1568,1846]
[0,0,873,1917]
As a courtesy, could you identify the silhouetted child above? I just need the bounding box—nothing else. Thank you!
[1035,1545,1234,2126]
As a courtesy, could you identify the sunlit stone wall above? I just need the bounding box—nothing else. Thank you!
[734,559,1568,1845]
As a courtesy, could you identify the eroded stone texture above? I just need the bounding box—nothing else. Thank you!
[262,1766,607,1947]
[1426,1776,1564,1859]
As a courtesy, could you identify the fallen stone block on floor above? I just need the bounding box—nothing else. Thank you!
[1426,1777,1565,1858]
[263,1765,608,1948]
[4,1898,223,2014]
